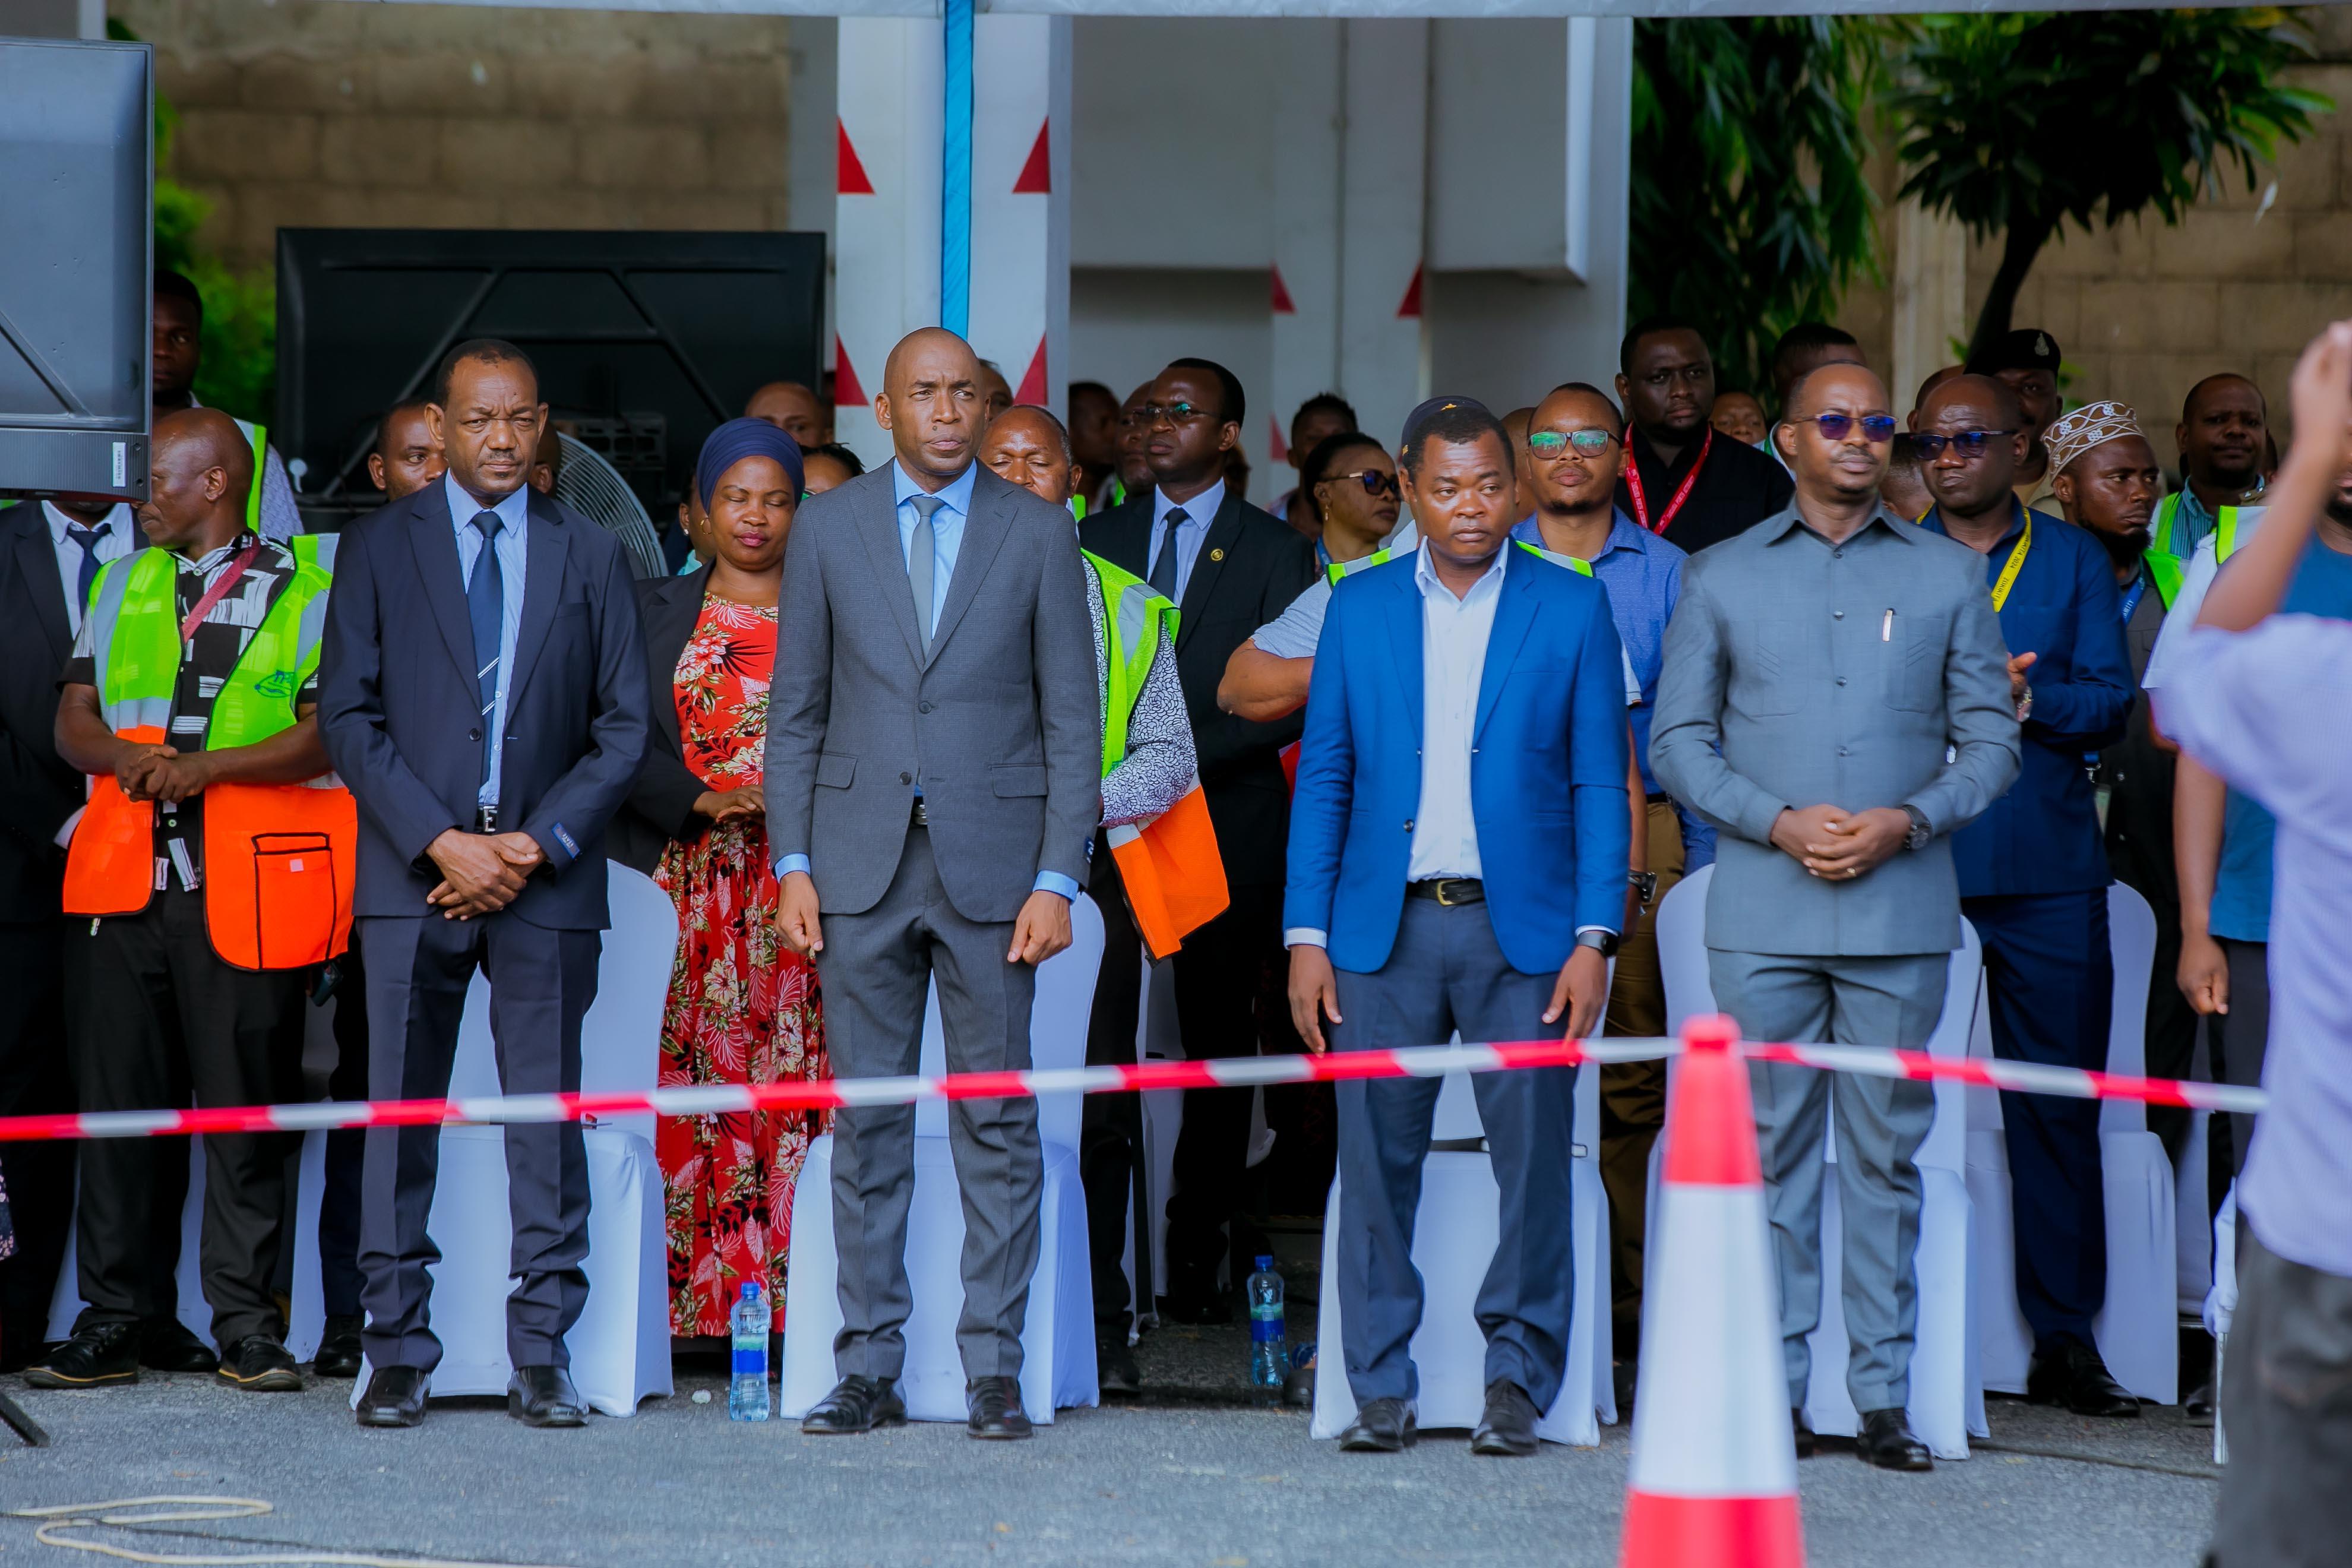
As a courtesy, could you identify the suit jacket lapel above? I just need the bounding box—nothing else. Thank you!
[1174,493,1243,653]
[1383,563,1424,742]
[927,476,1011,666]
[10,515,71,664]
[407,483,479,689]
[505,492,570,707]
[853,474,927,668]
[1474,556,1541,744]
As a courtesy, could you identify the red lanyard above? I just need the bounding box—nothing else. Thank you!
[1624,426,1712,536]
[179,537,262,643]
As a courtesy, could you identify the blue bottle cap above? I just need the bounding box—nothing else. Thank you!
[1256,1256,1274,1270]
[741,1282,758,1300]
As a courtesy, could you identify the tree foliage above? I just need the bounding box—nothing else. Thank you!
[1892,8,2329,363]
[1629,18,1888,397]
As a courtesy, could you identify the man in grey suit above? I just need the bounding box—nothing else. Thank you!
[1650,361,2019,1473]
[766,328,1099,1441]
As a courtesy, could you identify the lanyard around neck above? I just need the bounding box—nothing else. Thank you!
[1624,426,1712,536]
[1989,514,2032,612]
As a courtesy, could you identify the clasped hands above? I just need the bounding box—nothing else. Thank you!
[425,827,544,919]
[1770,804,1911,881]
[113,742,214,805]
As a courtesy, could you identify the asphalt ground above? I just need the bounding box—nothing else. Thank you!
[0,1330,2223,1568]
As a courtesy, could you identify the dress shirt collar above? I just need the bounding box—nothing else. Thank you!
[1153,479,1224,531]
[1920,495,2029,551]
[1510,508,1649,562]
[1756,500,1915,546]
[1413,539,1509,605]
[443,472,531,536]
[891,458,978,520]
[43,500,130,544]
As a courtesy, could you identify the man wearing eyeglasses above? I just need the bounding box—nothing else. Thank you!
[1651,361,2019,1471]
[1513,381,1703,1388]
[1081,359,1319,1324]
[1914,374,2138,1421]
[1613,316,1794,554]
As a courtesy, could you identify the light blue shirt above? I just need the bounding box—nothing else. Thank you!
[776,460,1075,903]
[1148,479,1224,603]
[444,473,530,809]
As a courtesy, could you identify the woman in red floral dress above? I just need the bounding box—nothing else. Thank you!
[625,421,827,1337]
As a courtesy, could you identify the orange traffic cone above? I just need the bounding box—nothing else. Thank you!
[1618,1014,1805,1568]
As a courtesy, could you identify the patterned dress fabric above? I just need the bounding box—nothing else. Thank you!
[652,598,829,1336]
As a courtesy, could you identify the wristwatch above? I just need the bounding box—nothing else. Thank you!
[1575,929,1621,959]
[2015,682,2034,723]
[1902,805,1931,852]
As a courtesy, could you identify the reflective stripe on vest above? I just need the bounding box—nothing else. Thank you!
[1327,547,1393,586]
[1513,538,1595,577]
[235,418,268,532]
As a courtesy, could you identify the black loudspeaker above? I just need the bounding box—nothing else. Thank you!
[0,36,153,501]
[274,229,826,528]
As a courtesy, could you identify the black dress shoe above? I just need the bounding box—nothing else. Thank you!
[139,1316,219,1374]
[966,1375,1033,1440]
[23,1322,140,1389]
[1471,1379,1540,1456]
[507,1364,587,1428]
[2184,1379,2216,1427]
[355,1365,430,1428]
[1856,1407,1933,1471]
[1338,1396,1417,1453]
[1793,1406,1816,1460]
[217,1335,304,1392]
[1098,1336,1141,1397]
[801,1374,906,1435]
[1159,1290,1231,1326]
[312,1315,365,1379]
[2027,1340,2141,1418]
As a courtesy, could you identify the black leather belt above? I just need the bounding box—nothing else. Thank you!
[910,796,930,829]
[1406,877,1484,906]
[1645,791,1673,805]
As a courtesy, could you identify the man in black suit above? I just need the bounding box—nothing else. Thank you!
[1081,359,1317,1323]
[318,339,650,1430]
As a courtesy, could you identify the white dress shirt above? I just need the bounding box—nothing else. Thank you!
[42,500,134,636]
[444,473,531,809]
[1147,478,1224,602]
[1406,543,1504,881]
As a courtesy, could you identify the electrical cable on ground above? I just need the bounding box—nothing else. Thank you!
[3,1498,566,1568]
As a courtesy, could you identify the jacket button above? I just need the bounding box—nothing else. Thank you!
[919,701,934,714]
[1835,677,1847,687]
[1833,610,1845,619]
[468,727,482,741]
[900,771,912,785]
[1403,819,1414,832]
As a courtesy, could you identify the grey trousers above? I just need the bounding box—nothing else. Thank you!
[1331,897,1577,1409]
[815,828,1041,1382]
[1708,949,1945,1413]
[357,913,599,1373]
[2209,1228,2352,1566]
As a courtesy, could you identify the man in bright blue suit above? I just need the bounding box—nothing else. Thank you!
[1285,399,1631,1457]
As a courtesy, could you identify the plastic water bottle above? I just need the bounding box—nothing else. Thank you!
[1247,1257,1286,1389]
[729,1282,770,1421]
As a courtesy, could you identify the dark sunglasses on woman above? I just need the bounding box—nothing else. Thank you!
[1325,468,1401,498]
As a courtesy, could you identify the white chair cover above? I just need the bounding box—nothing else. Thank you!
[1308,1040,1617,1446]
[2176,1109,2214,1317]
[778,894,1105,1424]
[1966,881,2177,1404]
[1652,864,1987,1459]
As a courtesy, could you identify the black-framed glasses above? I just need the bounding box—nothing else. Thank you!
[1911,429,2015,460]
[1796,413,1898,444]
[1324,468,1400,498]
[1140,401,1207,426]
[1526,428,1617,459]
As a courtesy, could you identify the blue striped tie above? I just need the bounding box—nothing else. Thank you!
[467,511,504,791]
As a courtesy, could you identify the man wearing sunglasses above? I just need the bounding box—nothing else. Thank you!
[1914,374,2138,1420]
[1652,361,2019,1472]
[1082,359,1319,1323]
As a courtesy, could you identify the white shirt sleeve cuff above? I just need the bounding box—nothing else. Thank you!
[1032,871,1080,901]
[1575,925,1618,938]
[775,853,811,879]
[1284,928,1327,949]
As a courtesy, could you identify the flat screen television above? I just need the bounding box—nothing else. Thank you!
[274,228,824,527]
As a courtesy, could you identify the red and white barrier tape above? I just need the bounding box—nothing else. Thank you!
[0,1034,2265,1144]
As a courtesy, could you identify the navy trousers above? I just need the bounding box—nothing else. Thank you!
[1964,889,2113,1352]
[1330,896,1576,1410]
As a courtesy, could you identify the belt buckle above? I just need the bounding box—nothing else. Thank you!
[1434,878,1462,908]
[911,797,929,829]
[475,806,500,834]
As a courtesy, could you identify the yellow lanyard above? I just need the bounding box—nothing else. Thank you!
[1989,516,2031,612]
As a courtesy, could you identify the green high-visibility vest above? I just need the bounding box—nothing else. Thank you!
[2145,550,2185,611]
[1084,549,1177,779]
[1326,538,1595,587]
[2145,500,2243,611]
[232,417,270,533]
[86,543,330,747]
[1326,548,1393,585]
[1513,538,1595,578]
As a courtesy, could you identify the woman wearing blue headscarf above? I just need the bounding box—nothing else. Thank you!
[617,418,830,1339]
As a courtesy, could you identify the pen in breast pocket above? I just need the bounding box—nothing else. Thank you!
[1882,609,1894,642]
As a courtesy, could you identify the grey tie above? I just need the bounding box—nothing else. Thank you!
[908,493,944,657]
[1149,508,1187,601]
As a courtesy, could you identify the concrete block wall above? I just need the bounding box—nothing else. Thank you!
[114,0,799,271]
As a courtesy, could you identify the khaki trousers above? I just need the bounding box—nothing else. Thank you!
[1598,800,1684,1354]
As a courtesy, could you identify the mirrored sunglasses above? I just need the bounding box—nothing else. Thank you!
[1526,428,1617,459]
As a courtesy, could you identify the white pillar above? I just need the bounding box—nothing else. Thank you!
[1336,20,1430,455]
[968,15,1072,418]
[1267,20,1344,485]
[834,17,943,469]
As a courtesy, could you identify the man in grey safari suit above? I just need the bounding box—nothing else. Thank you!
[766,328,1100,1441]
[1649,362,2019,1472]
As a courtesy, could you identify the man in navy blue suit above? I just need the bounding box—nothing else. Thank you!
[317,339,650,1430]
[1285,399,1630,1456]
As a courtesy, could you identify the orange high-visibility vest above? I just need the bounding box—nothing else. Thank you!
[64,540,354,969]
[1086,551,1227,959]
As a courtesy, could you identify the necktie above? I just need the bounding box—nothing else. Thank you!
[467,511,505,791]
[1150,508,1188,601]
[909,494,943,657]
[65,521,110,620]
